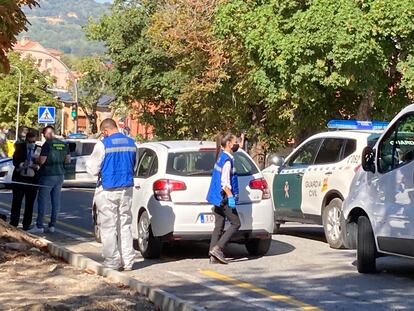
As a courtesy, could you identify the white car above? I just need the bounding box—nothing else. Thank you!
[93,141,274,259]
[263,121,387,249]
[342,104,414,273]
[65,139,99,185]
[0,157,13,188]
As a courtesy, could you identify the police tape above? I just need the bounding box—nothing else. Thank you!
[9,181,54,188]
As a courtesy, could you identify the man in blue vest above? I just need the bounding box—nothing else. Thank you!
[86,119,137,271]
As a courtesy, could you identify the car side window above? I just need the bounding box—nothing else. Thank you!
[287,139,322,167]
[343,139,357,159]
[314,138,345,165]
[136,149,156,178]
[378,113,414,174]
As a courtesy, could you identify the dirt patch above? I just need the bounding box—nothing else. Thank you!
[0,237,155,311]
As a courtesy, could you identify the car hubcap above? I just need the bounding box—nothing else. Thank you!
[327,206,341,242]
[138,213,150,252]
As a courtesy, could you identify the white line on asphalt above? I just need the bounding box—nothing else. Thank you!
[168,271,284,311]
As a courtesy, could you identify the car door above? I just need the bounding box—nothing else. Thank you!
[131,147,159,237]
[301,138,346,217]
[273,138,322,219]
[75,142,96,182]
[373,113,414,256]
[133,148,158,202]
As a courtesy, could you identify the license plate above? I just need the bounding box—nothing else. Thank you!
[199,213,215,224]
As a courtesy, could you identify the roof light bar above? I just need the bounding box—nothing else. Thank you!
[327,120,389,131]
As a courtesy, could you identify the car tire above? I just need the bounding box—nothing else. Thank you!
[137,210,162,259]
[322,198,345,249]
[273,223,281,234]
[245,237,272,256]
[357,216,377,273]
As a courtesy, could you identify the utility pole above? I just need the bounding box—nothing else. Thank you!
[10,65,22,141]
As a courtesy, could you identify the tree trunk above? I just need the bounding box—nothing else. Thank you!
[357,89,375,120]
[0,219,48,251]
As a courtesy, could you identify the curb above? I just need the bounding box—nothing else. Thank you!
[44,240,205,311]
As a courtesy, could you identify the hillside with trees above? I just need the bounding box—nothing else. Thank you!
[20,0,109,55]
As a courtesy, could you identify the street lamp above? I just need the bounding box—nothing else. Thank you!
[10,65,22,141]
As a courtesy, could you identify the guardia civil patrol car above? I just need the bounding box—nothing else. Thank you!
[262,120,388,249]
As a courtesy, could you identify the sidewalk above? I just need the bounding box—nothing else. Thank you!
[0,236,154,310]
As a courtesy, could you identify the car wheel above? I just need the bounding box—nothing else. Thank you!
[137,210,162,259]
[273,223,281,234]
[245,237,272,256]
[357,216,377,273]
[322,198,345,249]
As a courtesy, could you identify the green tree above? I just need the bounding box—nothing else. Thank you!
[0,0,38,72]
[0,52,58,127]
[76,56,112,134]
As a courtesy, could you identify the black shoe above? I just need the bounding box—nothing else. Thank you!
[209,256,219,264]
[209,246,228,264]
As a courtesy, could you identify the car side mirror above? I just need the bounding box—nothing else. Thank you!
[362,146,376,173]
[267,154,285,167]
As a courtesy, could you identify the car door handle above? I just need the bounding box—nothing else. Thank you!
[135,185,141,190]
[325,171,333,175]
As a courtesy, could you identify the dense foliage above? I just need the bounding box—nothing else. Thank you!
[87,0,414,151]
[0,0,38,72]
[20,0,109,55]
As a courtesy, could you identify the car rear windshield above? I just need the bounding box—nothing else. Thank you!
[166,150,259,177]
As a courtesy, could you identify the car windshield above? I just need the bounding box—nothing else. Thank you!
[166,150,259,177]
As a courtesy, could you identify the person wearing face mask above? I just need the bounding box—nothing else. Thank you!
[207,133,242,264]
[86,119,137,271]
[29,126,70,234]
[10,132,40,231]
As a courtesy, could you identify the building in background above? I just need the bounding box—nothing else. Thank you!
[13,37,153,139]
[14,37,70,89]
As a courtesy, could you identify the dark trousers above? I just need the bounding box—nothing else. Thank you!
[10,183,38,230]
[210,204,241,251]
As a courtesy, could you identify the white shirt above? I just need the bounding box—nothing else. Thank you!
[86,141,105,177]
[221,151,233,190]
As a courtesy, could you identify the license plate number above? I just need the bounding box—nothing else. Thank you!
[199,213,215,224]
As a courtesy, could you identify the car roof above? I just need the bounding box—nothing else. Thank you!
[308,130,382,140]
[142,140,216,151]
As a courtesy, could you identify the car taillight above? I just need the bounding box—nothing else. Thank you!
[153,179,187,201]
[249,178,271,200]
[354,164,362,173]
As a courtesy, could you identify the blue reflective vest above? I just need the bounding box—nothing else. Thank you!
[206,151,239,206]
[101,132,136,190]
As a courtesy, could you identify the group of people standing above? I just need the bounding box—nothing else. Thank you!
[9,117,243,270]
[10,126,70,233]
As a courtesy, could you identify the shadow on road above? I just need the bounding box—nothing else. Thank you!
[278,225,327,243]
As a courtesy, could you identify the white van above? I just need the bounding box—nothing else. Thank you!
[342,104,414,273]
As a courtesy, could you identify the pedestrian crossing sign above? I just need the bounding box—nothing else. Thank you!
[38,106,56,124]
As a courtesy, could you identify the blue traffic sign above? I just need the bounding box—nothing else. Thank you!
[38,106,56,124]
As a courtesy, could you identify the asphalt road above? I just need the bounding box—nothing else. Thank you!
[1,188,414,310]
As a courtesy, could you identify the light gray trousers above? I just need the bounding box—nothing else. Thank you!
[95,186,135,269]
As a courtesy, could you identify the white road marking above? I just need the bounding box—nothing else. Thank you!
[168,270,286,311]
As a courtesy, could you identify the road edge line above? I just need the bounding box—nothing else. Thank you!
[43,238,205,311]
